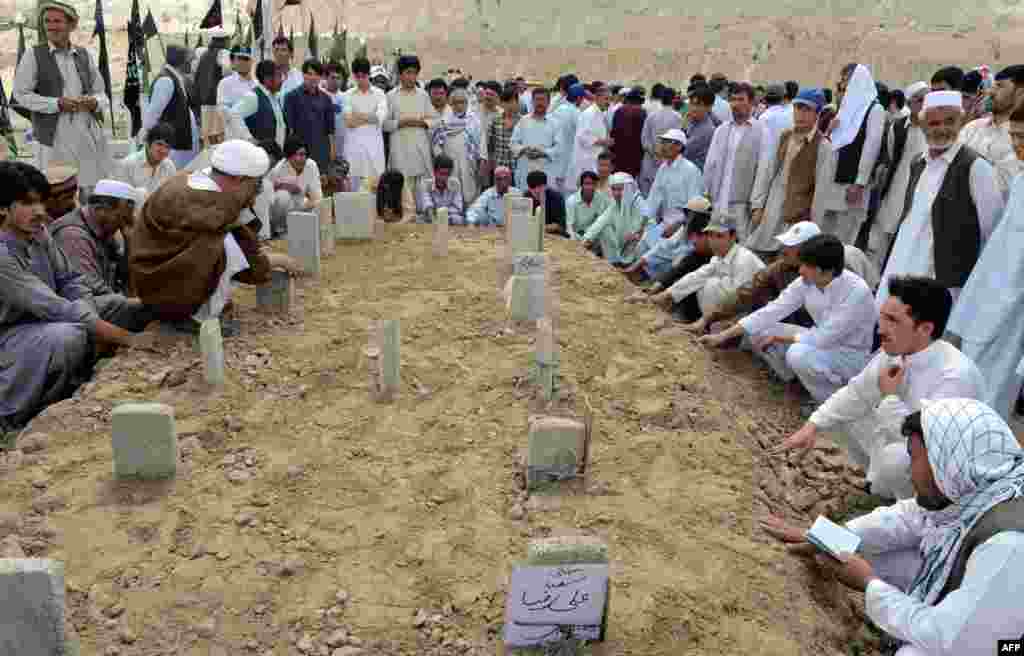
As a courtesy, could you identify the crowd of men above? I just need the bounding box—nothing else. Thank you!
[2,1,1024,653]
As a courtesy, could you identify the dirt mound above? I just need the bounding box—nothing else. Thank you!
[2,224,885,654]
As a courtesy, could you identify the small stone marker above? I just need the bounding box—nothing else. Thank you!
[335,191,375,240]
[507,253,547,323]
[503,563,609,647]
[432,207,449,257]
[527,535,609,565]
[199,319,225,387]
[111,403,177,480]
[535,318,559,400]
[319,197,336,256]
[506,196,539,255]
[367,320,400,401]
[526,416,587,490]
[287,211,321,276]
[256,270,292,314]
[0,558,75,656]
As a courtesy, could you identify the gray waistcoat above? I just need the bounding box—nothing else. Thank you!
[29,44,101,147]
[712,121,763,205]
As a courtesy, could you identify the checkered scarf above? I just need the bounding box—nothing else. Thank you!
[907,398,1024,606]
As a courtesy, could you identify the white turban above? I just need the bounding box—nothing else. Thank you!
[211,140,270,178]
[93,179,140,204]
[904,81,929,99]
[923,90,963,113]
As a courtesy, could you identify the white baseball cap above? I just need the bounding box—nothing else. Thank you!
[775,221,821,247]
[659,128,687,145]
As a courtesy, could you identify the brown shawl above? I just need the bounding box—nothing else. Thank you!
[129,172,271,320]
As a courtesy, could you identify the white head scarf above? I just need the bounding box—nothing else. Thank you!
[831,64,878,151]
[908,398,1024,606]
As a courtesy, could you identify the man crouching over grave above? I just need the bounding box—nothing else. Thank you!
[51,179,154,332]
[760,398,1024,656]
[130,140,303,334]
[648,214,765,323]
[0,162,141,436]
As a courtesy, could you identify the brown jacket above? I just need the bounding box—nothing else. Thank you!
[129,173,271,320]
[772,128,821,225]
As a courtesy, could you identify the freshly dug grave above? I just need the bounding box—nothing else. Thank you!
[0,223,884,656]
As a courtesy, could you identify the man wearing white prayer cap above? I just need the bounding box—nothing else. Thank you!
[811,63,886,246]
[876,90,1004,312]
[51,179,155,331]
[867,81,929,270]
[130,140,302,334]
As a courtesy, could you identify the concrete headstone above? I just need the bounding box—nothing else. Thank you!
[535,317,559,400]
[368,320,401,401]
[287,211,321,276]
[335,192,375,240]
[256,270,292,314]
[199,319,225,387]
[0,558,73,656]
[319,197,336,256]
[432,207,449,257]
[503,564,609,647]
[507,273,546,322]
[506,196,539,255]
[527,416,586,489]
[111,403,177,480]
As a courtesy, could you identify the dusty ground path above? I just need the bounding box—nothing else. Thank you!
[1,223,879,655]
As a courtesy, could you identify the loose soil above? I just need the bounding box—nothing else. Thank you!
[1,223,883,655]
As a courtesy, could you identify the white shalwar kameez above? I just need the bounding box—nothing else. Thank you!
[876,144,1003,309]
[666,242,765,314]
[13,43,113,190]
[843,399,1024,656]
[947,173,1024,419]
[868,122,927,269]
[342,86,388,192]
[569,103,609,186]
[739,270,876,402]
[807,340,986,499]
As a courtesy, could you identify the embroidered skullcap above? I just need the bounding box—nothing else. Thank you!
[93,179,140,203]
[922,90,963,113]
[211,140,270,178]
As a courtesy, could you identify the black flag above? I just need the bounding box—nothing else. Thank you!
[143,8,159,39]
[307,12,318,61]
[93,0,115,134]
[200,0,223,29]
[17,21,26,65]
[125,0,145,136]
[251,0,263,45]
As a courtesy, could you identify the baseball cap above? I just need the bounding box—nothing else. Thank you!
[659,128,688,145]
[775,221,821,247]
[703,215,736,233]
[792,88,826,113]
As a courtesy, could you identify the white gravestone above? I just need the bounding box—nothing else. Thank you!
[433,207,449,257]
[319,197,336,256]
[0,558,74,656]
[367,320,401,402]
[507,252,547,322]
[287,211,321,277]
[335,191,375,240]
[199,319,225,387]
[503,564,609,647]
[506,196,540,255]
[255,270,292,314]
[111,403,178,480]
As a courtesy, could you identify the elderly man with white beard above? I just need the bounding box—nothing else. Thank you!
[761,398,1024,656]
[876,91,1003,309]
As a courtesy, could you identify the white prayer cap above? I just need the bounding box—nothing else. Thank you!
[93,179,140,204]
[211,140,270,178]
[608,172,632,186]
[204,26,229,38]
[904,81,929,99]
[775,220,821,247]
[922,90,963,113]
[659,128,687,145]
